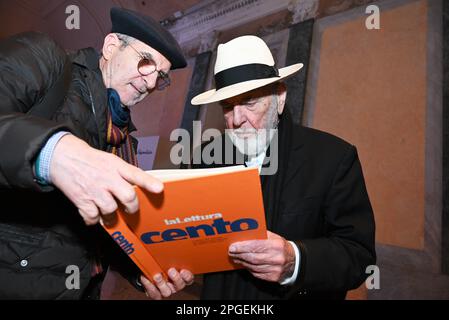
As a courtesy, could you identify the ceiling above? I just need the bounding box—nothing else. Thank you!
[0,0,208,45]
[125,0,205,21]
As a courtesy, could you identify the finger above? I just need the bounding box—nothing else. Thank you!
[78,203,100,225]
[79,210,99,225]
[93,190,118,215]
[267,230,282,239]
[109,182,139,214]
[119,164,164,194]
[229,240,269,254]
[141,275,161,300]
[236,261,283,282]
[167,268,185,292]
[229,252,273,265]
[100,211,117,227]
[153,273,172,298]
[232,258,272,273]
[180,269,194,286]
[167,282,176,294]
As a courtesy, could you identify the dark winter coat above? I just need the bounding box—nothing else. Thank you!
[0,32,137,299]
[195,111,376,300]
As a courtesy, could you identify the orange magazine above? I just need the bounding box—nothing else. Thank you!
[101,166,267,281]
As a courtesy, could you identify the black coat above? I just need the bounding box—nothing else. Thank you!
[195,111,376,300]
[0,32,138,299]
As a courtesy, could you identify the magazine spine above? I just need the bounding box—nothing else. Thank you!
[100,211,166,283]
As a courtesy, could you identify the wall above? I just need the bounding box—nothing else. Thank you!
[304,0,448,299]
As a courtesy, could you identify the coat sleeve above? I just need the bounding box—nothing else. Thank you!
[292,145,376,293]
[0,32,72,190]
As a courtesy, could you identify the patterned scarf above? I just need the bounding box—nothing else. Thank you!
[105,88,138,166]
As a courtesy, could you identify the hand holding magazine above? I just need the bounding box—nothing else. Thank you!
[101,165,267,282]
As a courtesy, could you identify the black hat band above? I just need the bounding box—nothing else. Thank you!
[214,63,280,90]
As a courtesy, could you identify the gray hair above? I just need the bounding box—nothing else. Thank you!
[115,33,136,49]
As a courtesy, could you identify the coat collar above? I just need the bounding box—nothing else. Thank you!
[71,47,101,71]
[259,109,306,229]
[277,110,306,188]
[279,110,304,151]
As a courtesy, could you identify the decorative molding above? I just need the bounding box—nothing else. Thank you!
[198,30,219,54]
[167,0,318,56]
[323,0,373,16]
[287,0,319,24]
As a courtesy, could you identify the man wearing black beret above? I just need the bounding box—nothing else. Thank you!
[0,7,193,299]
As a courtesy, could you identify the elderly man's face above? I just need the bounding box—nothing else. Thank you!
[221,83,286,157]
[222,84,285,131]
[102,35,172,106]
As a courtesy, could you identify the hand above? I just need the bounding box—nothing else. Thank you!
[50,134,164,225]
[140,269,194,300]
[228,231,296,283]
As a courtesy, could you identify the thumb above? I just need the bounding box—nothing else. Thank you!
[267,230,281,240]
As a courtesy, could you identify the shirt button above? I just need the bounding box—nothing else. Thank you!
[20,259,28,267]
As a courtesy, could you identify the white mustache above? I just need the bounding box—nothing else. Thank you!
[232,128,257,135]
[231,129,275,137]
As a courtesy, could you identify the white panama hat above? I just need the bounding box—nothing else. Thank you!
[191,35,303,105]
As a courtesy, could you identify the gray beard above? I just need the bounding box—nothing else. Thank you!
[226,100,279,159]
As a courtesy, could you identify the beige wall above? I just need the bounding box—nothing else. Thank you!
[305,0,427,250]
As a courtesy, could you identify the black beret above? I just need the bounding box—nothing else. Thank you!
[110,7,187,70]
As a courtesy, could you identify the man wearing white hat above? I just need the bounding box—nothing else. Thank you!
[191,35,376,299]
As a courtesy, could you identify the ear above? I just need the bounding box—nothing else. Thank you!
[102,33,121,61]
[276,82,287,115]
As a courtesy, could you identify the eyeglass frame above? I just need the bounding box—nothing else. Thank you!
[126,42,171,91]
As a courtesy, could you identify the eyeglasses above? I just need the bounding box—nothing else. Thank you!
[127,43,171,91]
